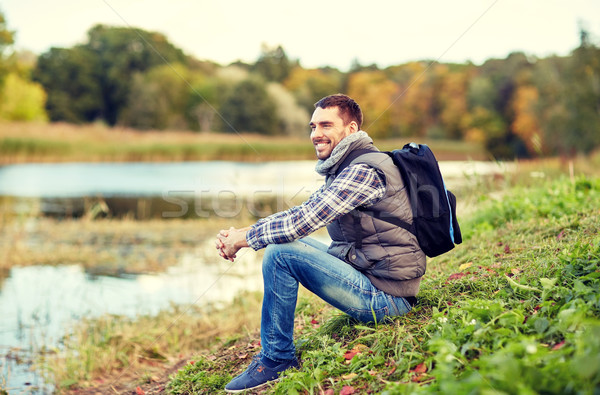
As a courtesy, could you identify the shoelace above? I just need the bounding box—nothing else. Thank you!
[245,354,263,371]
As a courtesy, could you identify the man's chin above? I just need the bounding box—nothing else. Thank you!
[315,151,331,160]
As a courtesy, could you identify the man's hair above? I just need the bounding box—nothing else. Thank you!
[314,94,363,129]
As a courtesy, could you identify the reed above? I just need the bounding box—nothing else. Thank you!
[0,121,485,163]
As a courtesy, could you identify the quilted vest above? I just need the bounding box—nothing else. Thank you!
[325,145,426,297]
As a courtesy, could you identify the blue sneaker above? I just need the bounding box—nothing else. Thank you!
[225,354,300,393]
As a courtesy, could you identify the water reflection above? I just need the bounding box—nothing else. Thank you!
[0,246,264,393]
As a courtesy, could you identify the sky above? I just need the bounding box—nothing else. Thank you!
[2,0,600,71]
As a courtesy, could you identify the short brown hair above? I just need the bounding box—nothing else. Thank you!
[314,94,363,129]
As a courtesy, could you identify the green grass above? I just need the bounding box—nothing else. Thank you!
[167,175,600,394]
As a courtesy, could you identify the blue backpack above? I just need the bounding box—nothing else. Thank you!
[338,143,462,258]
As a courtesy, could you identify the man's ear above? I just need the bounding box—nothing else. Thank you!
[348,121,359,134]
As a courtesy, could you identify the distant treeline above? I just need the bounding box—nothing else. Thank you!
[0,12,599,158]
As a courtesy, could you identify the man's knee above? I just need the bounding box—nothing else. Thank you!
[263,242,301,272]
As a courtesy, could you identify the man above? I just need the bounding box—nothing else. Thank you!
[216,94,425,393]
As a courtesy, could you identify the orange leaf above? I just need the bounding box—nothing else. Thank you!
[412,362,427,374]
[136,387,145,395]
[344,349,359,360]
[340,385,356,395]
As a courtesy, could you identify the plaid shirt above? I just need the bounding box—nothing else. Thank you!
[246,164,386,250]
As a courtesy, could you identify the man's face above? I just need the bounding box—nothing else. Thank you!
[309,106,358,160]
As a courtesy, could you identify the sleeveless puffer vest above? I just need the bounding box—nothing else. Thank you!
[325,143,426,297]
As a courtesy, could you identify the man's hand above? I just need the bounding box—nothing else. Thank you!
[215,226,250,262]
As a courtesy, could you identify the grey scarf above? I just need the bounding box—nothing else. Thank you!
[315,131,374,176]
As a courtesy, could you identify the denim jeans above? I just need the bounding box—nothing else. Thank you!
[260,237,413,362]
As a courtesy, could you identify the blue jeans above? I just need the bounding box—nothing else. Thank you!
[260,237,413,362]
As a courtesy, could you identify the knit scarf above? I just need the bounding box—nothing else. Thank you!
[315,131,374,176]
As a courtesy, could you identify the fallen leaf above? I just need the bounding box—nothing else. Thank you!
[311,319,319,324]
[556,230,565,240]
[341,373,358,380]
[552,340,566,350]
[459,262,473,271]
[136,387,145,395]
[411,362,427,374]
[387,366,397,376]
[447,272,466,281]
[322,389,335,395]
[511,268,521,276]
[237,353,248,359]
[504,244,512,254]
[340,385,356,395]
[344,349,359,360]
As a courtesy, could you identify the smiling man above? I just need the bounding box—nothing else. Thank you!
[216,94,424,393]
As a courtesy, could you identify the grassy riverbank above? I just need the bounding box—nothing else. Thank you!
[0,121,485,163]
[19,161,597,394]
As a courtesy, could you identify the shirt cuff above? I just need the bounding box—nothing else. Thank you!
[245,226,264,251]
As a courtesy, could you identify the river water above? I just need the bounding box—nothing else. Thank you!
[0,159,508,393]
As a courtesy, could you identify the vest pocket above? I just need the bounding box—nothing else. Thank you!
[345,245,372,271]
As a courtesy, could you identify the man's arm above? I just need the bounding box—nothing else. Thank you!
[215,186,326,261]
[246,164,385,250]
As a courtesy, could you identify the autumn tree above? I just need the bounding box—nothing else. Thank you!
[385,62,434,137]
[284,66,343,113]
[347,70,398,138]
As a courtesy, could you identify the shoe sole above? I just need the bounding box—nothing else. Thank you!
[224,378,280,393]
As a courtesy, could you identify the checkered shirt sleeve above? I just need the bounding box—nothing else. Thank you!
[246,164,386,250]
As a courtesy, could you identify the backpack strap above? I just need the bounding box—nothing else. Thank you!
[334,148,380,176]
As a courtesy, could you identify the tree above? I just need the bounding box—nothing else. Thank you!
[33,24,189,125]
[283,66,343,113]
[86,25,188,125]
[33,46,103,122]
[433,64,471,139]
[385,62,434,137]
[511,85,542,156]
[532,55,570,156]
[0,10,15,85]
[266,82,309,135]
[253,44,295,83]
[219,78,278,134]
[561,29,600,154]
[119,63,190,130]
[347,70,398,138]
[0,72,47,121]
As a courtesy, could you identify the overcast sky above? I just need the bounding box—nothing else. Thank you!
[2,0,599,70]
